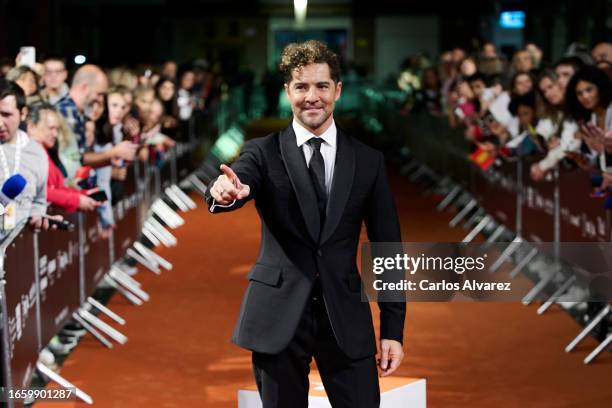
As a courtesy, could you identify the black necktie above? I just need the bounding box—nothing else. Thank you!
[307,137,327,224]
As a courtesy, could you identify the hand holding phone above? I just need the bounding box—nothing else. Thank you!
[85,187,108,203]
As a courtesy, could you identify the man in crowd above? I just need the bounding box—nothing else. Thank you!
[0,79,50,234]
[592,41,612,65]
[41,55,69,105]
[57,64,137,167]
[554,57,583,93]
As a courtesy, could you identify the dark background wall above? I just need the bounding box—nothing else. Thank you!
[0,0,609,78]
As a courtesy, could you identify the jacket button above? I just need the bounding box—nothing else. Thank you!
[317,249,323,257]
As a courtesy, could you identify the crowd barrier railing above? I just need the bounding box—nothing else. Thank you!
[383,110,612,365]
[0,84,249,406]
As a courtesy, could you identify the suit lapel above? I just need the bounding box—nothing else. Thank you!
[279,125,321,243]
[320,128,355,246]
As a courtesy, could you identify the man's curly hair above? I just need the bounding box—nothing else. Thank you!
[279,40,341,84]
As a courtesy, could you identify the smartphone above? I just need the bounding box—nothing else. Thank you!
[40,215,75,231]
[19,46,36,68]
[87,189,108,203]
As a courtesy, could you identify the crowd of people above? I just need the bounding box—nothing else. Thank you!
[0,54,226,371]
[401,40,612,191]
[0,55,228,240]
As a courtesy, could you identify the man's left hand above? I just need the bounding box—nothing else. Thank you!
[378,339,404,377]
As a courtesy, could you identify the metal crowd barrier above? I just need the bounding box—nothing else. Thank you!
[0,136,216,406]
[384,111,612,365]
[0,79,250,405]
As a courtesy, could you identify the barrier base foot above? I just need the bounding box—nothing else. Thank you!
[37,362,93,404]
[71,312,112,348]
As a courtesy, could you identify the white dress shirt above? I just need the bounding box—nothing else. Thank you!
[292,119,337,195]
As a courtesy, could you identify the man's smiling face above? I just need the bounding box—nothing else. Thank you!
[284,62,342,135]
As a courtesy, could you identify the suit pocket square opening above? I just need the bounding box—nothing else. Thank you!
[247,264,283,287]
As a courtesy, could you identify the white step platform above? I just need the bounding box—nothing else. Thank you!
[238,371,426,407]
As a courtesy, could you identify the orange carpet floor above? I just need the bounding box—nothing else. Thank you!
[38,172,612,408]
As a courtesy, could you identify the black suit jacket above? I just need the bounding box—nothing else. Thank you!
[205,124,405,359]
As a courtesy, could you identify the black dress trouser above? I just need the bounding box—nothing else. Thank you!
[252,279,380,408]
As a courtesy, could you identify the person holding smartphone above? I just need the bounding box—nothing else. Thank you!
[26,103,101,213]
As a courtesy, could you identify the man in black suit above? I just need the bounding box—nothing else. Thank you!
[205,40,405,408]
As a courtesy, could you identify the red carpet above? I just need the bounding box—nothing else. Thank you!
[38,172,612,407]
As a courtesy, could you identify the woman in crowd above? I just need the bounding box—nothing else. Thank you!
[566,65,612,129]
[26,103,101,213]
[565,65,612,173]
[97,87,136,205]
[530,70,581,180]
[177,69,196,139]
[134,85,156,126]
[510,71,535,96]
[414,67,442,115]
[155,76,179,138]
[6,65,41,103]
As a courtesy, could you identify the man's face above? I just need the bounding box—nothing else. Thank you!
[592,43,612,64]
[84,74,109,111]
[43,60,67,90]
[482,44,497,58]
[452,48,466,64]
[163,62,177,78]
[28,110,60,149]
[555,64,575,92]
[576,80,600,111]
[0,96,25,142]
[284,63,342,133]
[108,93,127,126]
[539,77,563,106]
[515,51,533,73]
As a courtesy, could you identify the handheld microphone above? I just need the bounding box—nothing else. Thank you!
[0,173,27,214]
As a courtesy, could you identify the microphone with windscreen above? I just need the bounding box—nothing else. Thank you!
[0,173,27,215]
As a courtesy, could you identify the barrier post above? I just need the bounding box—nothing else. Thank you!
[515,159,524,239]
[78,213,86,305]
[0,264,15,408]
[32,232,42,353]
[553,166,561,261]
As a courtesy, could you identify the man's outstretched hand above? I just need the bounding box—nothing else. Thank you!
[210,164,250,205]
